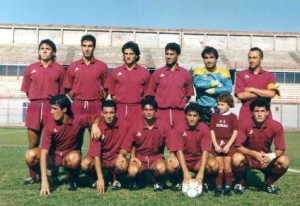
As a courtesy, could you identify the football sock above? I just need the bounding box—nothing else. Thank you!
[233,164,247,185]
[265,166,287,186]
[225,172,233,186]
[215,172,223,186]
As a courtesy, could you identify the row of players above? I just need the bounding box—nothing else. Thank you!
[25,94,289,196]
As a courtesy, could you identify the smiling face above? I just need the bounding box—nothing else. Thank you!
[217,101,230,114]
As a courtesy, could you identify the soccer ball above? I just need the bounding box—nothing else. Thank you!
[182,179,203,198]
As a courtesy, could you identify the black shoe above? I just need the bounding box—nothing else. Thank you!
[112,180,122,190]
[264,184,278,195]
[233,184,245,195]
[223,185,232,196]
[128,181,139,190]
[24,177,38,185]
[214,186,222,197]
[67,181,77,191]
[202,183,209,193]
[172,183,182,191]
[153,182,163,192]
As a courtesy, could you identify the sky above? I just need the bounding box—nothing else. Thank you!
[0,0,299,32]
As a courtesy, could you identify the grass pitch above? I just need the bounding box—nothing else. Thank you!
[0,128,299,206]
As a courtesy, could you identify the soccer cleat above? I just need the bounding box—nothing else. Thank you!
[112,180,122,190]
[67,181,77,191]
[23,177,38,185]
[172,183,182,191]
[264,184,278,195]
[214,186,222,197]
[202,183,209,193]
[223,185,232,196]
[128,181,139,191]
[234,184,245,194]
[153,182,163,192]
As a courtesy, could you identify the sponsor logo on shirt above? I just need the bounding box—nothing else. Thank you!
[53,128,58,133]
[31,69,37,74]
[136,132,142,137]
[249,130,253,135]
[244,74,250,79]
[216,119,228,128]
[117,72,123,76]
[102,134,105,140]
[75,67,80,72]
[159,74,166,78]
[183,132,187,137]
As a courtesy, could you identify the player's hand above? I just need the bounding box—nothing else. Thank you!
[40,180,51,196]
[167,156,179,168]
[222,145,230,154]
[91,125,101,140]
[260,151,271,163]
[130,157,141,168]
[115,155,127,171]
[253,151,264,163]
[215,145,223,153]
[96,178,105,194]
[183,172,192,183]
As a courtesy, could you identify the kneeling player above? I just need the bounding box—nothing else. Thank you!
[25,95,100,195]
[117,98,169,191]
[232,98,289,195]
[167,102,219,191]
[81,100,129,193]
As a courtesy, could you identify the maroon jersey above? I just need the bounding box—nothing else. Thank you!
[106,64,150,104]
[168,121,211,161]
[41,115,96,152]
[234,68,277,121]
[235,117,286,153]
[87,119,130,162]
[122,118,169,157]
[210,112,238,139]
[21,61,65,100]
[145,65,194,109]
[64,58,109,101]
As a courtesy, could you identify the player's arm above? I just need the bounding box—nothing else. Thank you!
[40,149,50,196]
[261,149,285,163]
[129,146,141,168]
[244,87,276,98]
[193,75,217,89]
[177,150,192,183]
[91,117,102,140]
[210,130,222,153]
[94,156,105,194]
[115,149,128,170]
[223,130,238,153]
[236,145,264,163]
[195,151,208,185]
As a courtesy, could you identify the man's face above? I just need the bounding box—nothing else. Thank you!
[39,43,54,61]
[252,106,269,123]
[81,40,95,59]
[203,53,217,70]
[165,49,179,66]
[101,107,116,124]
[142,104,156,120]
[123,48,137,65]
[51,104,65,122]
[186,111,200,127]
[248,50,262,70]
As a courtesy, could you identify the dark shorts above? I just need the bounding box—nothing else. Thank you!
[185,157,201,171]
[136,153,164,170]
[25,100,52,131]
[211,139,235,157]
[72,99,102,117]
[49,150,79,168]
[156,108,185,128]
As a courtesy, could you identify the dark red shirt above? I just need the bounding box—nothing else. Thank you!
[168,121,211,160]
[106,64,150,104]
[145,65,194,109]
[87,119,130,160]
[64,58,109,100]
[41,115,96,152]
[21,61,65,100]
[235,117,286,153]
[122,118,169,156]
[210,112,238,139]
[234,68,277,120]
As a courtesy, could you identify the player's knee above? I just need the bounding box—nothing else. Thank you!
[155,162,166,175]
[277,155,289,169]
[232,152,244,167]
[166,163,178,174]
[81,156,93,172]
[25,149,38,165]
[66,152,81,169]
[207,158,219,173]
[128,165,139,177]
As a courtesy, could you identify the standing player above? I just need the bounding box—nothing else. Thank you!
[210,93,238,196]
[24,95,100,195]
[64,34,109,147]
[81,100,130,193]
[234,47,279,121]
[117,98,169,191]
[21,39,65,184]
[193,46,232,125]
[167,102,219,190]
[232,98,289,195]
[145,42,194,127]
[106,41,150,124]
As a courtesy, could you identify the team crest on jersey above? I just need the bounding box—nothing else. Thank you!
[75,67,80,72]
[244,74,250,79]
[117,72,123,76]
[183,132,187,137]
[159,74,166,78]
[136,132,142,137]
[31,69,37,74]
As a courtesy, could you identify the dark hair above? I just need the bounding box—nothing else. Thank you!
[81,34,96,47]
[122,41,140,62]
[201,46,219,59]
[249,47,263,58]
[165,42,181,55]
[250,98,270,112]
[102,100,117,110]
[184,102,201,116]
[49,95,73,117]
[38,39,57,61]
[218,93,234,108]
[141,98,158,111]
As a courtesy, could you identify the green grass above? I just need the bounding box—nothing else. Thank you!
[0,128,300,206]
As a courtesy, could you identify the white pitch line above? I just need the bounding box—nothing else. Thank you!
[288,168,300,173]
